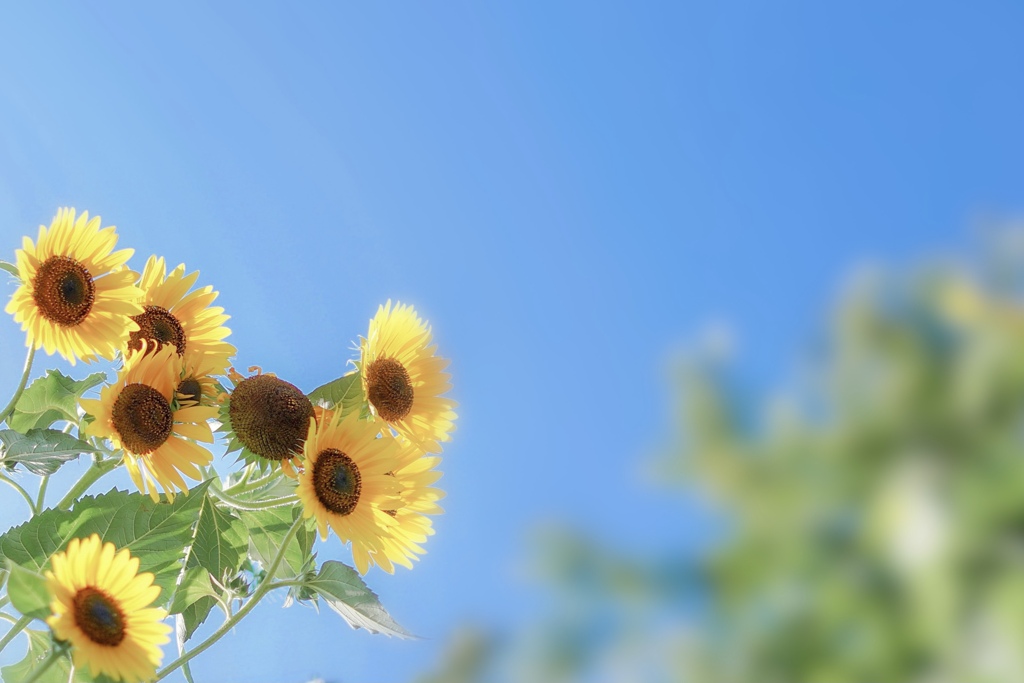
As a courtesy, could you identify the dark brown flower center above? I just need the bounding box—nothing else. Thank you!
[32,255,96,327]
[312,448,362,515]
[73,587,125,646]
[229,374,314,461]
[129,305,186,355]
[176,377,203,407]
[111,383,173,455]
[366,357,414,422]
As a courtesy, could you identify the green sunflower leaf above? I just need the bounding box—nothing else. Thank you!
[188,494,247,577]
[5,561,50,620]
[169,567,219,613]
[168,567,219,643]
[0,429,98,475]
[301,560,413,638]
[243,505,317,579]
[166,492,248,643]
[178,598,216,647]
[6,370,106,433]
[0,260,19,279]
[0,482,211,605]
[307,372,365,417]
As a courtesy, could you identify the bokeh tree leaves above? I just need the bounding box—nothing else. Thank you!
[421,254,1024,682]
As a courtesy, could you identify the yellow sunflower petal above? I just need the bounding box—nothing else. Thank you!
[127,255,236,372]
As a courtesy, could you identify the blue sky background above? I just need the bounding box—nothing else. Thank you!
[1,2,1023,681]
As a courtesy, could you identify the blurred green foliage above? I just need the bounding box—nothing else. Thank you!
[424,243,1024,682]
[676,259,1024,683]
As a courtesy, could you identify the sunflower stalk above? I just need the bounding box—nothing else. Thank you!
[207,485,298,511]
[151,514,305,682]
[55,456,121,510]
[0,614,31,654]
[221,467,281,496]
[221,462,256,491]
[34,475,49,514]
[23,640,69,683]
[0,346,35,426]
[0,473,35,512]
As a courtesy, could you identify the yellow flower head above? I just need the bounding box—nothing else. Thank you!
[81,344,218,502]
[358,301,457,453]
[46,534,171,683]
[176,348,225,409]
[129,255,235,372]
[295,408,405,574]
[5,208,142,365]
[221,368,315,473]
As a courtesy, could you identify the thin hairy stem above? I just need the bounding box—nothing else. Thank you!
[56,457,121,510]
[24,642,67,683]
[0,347,35,426]
[0,614,31,654]
[208,486,297,511]
[34,475,49,514]
[0,474,35,512]
[151,514,305,681]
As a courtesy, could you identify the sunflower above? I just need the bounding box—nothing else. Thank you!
[357,301,457,453]
[295,408,406,574]
[128,255,235,372]
[220,368,315,473]
[175,349,224,409]
[81,344,218,502]
[370,438,445,572]
[46,534,171,683]
[4,208,142,365]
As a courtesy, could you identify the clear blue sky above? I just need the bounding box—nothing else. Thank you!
[1,2,1022,681]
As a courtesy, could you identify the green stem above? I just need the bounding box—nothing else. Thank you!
[0,612,19,624]
[0,346,35,426]
[56,457,121,510]
[234,463,256,487]
[245,475,283,495]
[208,486,296,511]
[151,515,305,682]
[24,642,65,683]
[34,475,49,514]
[0,614,31,653]
[223,468,280,496]
[222,462,286,493]
[0,474,36,512]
